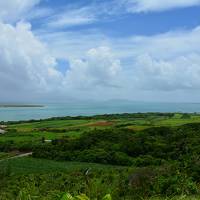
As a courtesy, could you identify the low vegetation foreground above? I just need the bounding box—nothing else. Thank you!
[1,113,200,199]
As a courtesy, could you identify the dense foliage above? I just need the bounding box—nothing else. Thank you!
[29,123,200,198]
[33,124,200,169]
[1,113,200,199]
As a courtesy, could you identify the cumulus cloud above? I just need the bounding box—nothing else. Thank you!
[38,24,200,95]
[1,0,200,102]
[134,54,200,90]
[65,47,121,89]
[131,27,200,90]
[0,21,62,97]
[109,26,200,91]
[122,0,200,13]
[0,20,121,101]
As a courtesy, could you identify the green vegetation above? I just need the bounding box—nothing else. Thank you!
[0,152,16,160]
[60,193,112,200]
[1,113,200,199]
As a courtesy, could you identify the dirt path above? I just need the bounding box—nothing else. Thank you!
[0,152,32,162]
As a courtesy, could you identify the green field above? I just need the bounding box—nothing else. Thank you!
[0,157,126,175]
[1,113,200,199]
[1,112,200,144]
[0,152,15,160]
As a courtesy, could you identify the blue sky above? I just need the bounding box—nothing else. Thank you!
[31,1,200,37]
[1,0,200,102]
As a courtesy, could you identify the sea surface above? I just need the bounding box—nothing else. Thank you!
[1,101,200,122]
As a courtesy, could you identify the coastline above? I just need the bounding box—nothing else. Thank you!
[1,102,200,122]
[0,105,44,108]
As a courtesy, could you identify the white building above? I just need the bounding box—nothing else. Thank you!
[0,125,7,129]
[0,129,5,134]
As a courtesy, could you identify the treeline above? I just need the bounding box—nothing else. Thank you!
[0,140,39,152]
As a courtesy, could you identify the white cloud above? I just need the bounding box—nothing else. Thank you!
[64,47,121,89]
[1,0,200,102]
[134,53,200,90]
[0,0,41,22]
[0,21,62,98]
[0,20,122,101]
[113,26,200,92]
[46,7,96,28]
[27,7,54,21]
[36,30,109,60]
[122,0,200,13]
[91,26,200,62]
[129,27,200,59]
[106,26,200,92]
[37,24,200,94]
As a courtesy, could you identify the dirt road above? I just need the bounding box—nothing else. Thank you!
[0,152,32,162]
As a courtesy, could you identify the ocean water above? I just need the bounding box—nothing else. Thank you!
[1,101,200,122]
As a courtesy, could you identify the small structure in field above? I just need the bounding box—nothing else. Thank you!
[0,125,7,134]
[0,129,5,134]
[0,125,7,129]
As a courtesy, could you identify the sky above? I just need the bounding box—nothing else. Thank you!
[1,0,200,103]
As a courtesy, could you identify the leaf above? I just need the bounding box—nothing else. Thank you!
[61,193,74,200]
[75,194,90,200]
[102,194,112,200]
[17,190,32,200]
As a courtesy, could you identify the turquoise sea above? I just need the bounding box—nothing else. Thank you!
[1,101,200,122]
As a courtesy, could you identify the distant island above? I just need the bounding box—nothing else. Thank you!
[0,104,44,108]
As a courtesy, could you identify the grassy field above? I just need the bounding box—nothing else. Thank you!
[0,152,16,160]
[0,156,127,175]
[1,112,200,144]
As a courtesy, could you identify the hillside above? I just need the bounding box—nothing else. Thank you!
[1,113,200,199]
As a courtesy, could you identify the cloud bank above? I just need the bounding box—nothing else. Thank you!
[2,21,200,101]
[1,0,200,102]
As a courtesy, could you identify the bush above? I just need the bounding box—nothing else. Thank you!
[134,155,162,167]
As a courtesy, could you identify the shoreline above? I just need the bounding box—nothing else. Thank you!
[0,105,44,108]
